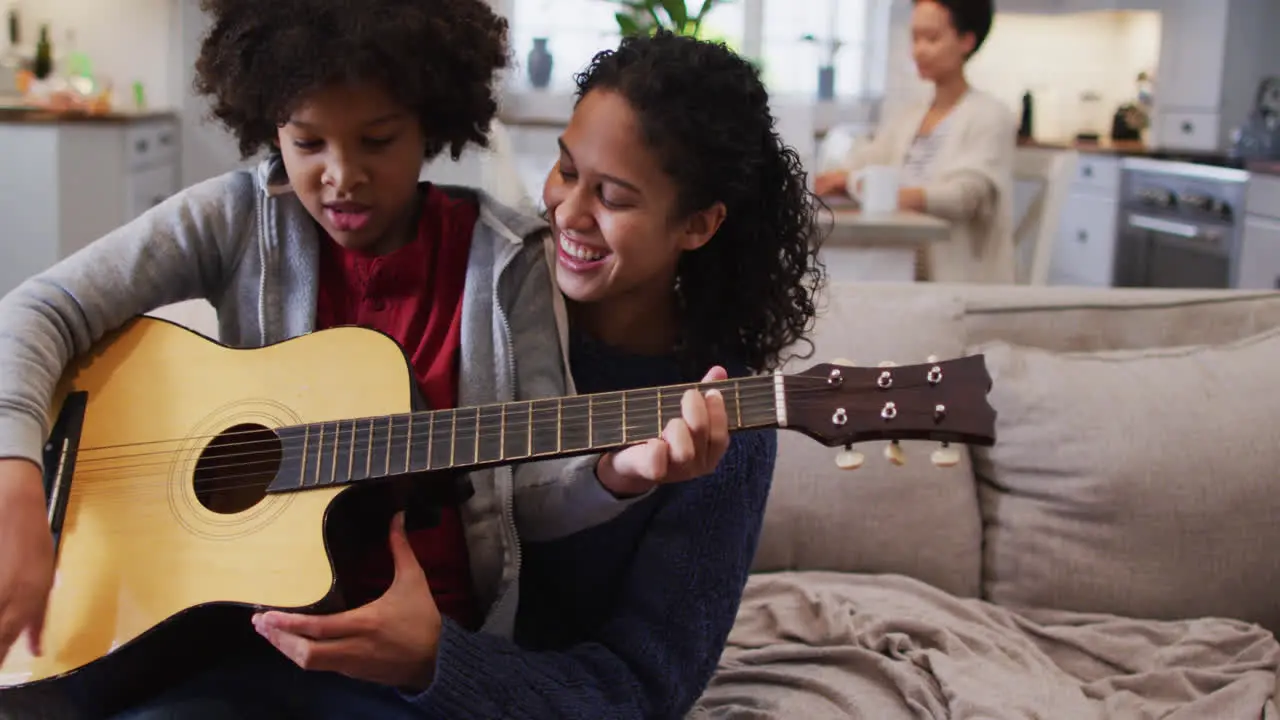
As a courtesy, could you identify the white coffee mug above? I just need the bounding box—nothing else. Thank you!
[850,165,901,214]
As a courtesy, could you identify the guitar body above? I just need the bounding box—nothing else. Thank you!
[0,317,417,712]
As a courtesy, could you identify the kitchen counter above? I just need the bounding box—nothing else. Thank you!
[0,106,177,125]
[823,208,949,245]
[816,205,947,284]
[1245,160,1280,176]
[1017,137,1151,156]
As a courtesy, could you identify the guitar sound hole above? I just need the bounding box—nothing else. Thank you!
[193,423,283,514]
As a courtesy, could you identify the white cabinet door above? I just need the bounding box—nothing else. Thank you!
[1052,193,1118,286]
[1153,110,1221,152]
[1238,215,1280,290]
[1154,0,1228,111]
[126,164,180,221]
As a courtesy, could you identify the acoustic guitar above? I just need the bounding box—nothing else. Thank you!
[0,316,995,710]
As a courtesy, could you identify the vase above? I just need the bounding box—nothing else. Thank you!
[817,65,836,101]
[527,38,553,90]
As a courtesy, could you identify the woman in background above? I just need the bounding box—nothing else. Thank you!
[815,0,1016,284]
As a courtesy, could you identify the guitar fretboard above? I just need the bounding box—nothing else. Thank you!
[268,375,780,491]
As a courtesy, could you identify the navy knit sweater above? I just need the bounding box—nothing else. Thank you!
[415,329,778,719]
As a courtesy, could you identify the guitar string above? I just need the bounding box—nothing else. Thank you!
[67,371,849,450]
[67,389,791,484]
[69,404,960,498]
[68,394,781,498]
[67,375,951,471]
[64,383,964,492]
[70,407,958,501]
[66,382,784,462]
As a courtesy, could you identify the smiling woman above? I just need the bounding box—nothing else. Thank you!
[503,30,827,720]
[545,33,826,375]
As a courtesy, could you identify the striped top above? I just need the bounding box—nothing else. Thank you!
[902,114,955,187]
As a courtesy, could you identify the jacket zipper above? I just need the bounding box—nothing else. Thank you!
[492,249,523,617]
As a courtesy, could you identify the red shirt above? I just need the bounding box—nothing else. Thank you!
[314,185,480,630]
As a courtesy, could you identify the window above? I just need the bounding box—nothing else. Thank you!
[506,0,888,98]
[760,0,879,99]
[509,0,618,92]
[509,1,745,92]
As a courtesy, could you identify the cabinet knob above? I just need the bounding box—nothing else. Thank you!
[1181,121,1194,134]
[1082,166,1093,177]
[136,139,149,153]
[1076,230,1088,243]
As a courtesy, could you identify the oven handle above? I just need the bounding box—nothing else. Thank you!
[1126,214,1199,239]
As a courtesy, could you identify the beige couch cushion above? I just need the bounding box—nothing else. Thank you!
[971,325,1280,634]
[754,286,983,598]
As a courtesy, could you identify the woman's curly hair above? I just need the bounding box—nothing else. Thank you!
[193,0,509,161]
[575,32,827,374]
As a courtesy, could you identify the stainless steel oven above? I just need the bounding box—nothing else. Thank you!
[1113,157,1250,289]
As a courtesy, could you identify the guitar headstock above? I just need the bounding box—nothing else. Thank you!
[781,355,996,469]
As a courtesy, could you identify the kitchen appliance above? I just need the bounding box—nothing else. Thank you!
[1110,72,1152,143]
[1113,156,1249,289]
[1229,76,1280,161]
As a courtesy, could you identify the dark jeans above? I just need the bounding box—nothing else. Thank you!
[106,643,427,720]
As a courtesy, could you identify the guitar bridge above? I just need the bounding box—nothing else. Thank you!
[43,391,88,556]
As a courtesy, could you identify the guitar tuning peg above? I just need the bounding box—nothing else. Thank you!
[878,360,897,368]
[931,443,961,468]
[835,447,865,470]
[884,440,905,466]
[831,357,856,367]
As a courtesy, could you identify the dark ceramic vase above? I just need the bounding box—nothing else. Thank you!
[528,38,553,90]
[817,65,836,100]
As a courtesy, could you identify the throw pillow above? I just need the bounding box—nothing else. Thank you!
[971,324,1280,634]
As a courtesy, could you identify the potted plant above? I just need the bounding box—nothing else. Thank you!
[605,0,736,38]
[802,32,843,101]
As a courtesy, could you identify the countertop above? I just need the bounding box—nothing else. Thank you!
[1017,137,1151,156]
[822,207,949,245]
[0,106,177,125]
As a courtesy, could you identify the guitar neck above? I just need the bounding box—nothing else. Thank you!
[266,375,781,492]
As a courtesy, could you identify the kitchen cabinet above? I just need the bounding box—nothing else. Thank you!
[1151,0,1280,152]
[1048,152,1120,286]
[1238,173,1280,290]
[0,115,181,298]
[1238,216,1280,290]
[999,0,1163,14]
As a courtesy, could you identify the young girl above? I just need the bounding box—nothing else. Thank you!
[0,1,726,717]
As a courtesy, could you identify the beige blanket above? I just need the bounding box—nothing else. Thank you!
[691,572,1279,720]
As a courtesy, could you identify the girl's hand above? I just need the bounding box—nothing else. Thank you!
[0,459,55,667]
[596,366,731,497]
[253,512,441,691]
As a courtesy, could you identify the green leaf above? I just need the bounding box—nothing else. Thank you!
[659,0,689,33]
[615,11,643,36]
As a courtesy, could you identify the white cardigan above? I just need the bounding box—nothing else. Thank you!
[839,89,1018,284]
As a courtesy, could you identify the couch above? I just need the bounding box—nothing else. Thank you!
[691,281,1280,719]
